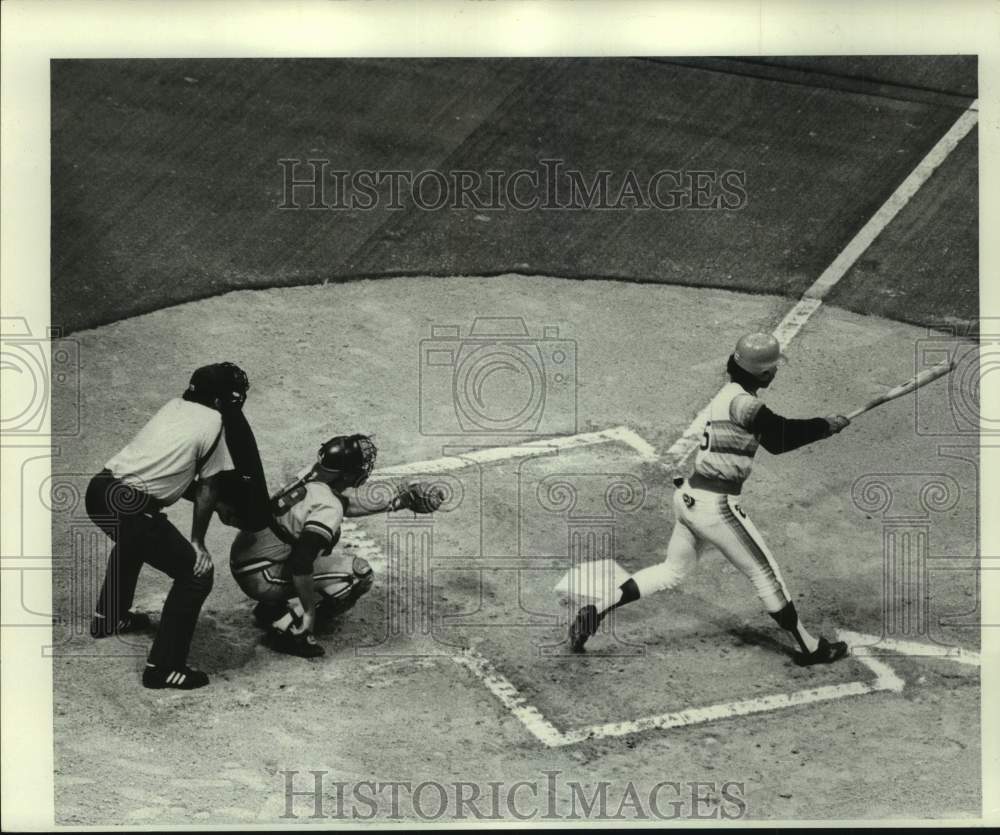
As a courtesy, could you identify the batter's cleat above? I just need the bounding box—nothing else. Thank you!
[569,604,602,652]
[268,629,326,659]
[91,610,152,639]
[142,664,209,690]
[795,637,849,667]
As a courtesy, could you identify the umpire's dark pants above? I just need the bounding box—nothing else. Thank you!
[85,469,213,669]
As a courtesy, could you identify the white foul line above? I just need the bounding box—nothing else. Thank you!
[663,101,979,470]
[803,103,979,303]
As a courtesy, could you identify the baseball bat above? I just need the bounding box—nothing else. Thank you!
[845,359,955,421]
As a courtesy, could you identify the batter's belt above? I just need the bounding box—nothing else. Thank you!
[680,472,744,495]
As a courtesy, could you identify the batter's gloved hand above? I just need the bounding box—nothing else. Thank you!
[392,482,446,514]
[825,415,850,434]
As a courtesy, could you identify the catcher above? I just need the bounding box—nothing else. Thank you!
[213,434,445,658]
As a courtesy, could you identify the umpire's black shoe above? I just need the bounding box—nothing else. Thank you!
[142,665,210,690]
[91,611,152,639]
[268,629,326,659]
[796,637,850,667]
[569,604,602,652]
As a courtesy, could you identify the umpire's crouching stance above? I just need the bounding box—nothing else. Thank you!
[86,362,267,690]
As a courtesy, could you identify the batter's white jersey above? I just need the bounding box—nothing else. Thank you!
[692,382,764,488]
[603,384,791,614]
[105,398,230,505]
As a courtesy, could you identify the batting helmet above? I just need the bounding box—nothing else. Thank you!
[315,434,377,488]
[185,362,250,410]
[732,333,786,377]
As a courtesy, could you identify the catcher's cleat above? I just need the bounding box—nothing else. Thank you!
[268,629,326,659]
[795,636,849,667]
[142,664,209,690]
[569,604,602,652]
[91,610,152,639]
[252,601,286,629]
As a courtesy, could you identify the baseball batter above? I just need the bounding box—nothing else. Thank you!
[570,332,851,665]
[214,434,444,658]
[86,362,256,689]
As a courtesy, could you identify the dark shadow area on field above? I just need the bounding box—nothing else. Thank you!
[727,625,798,660]
[52,56,978,335]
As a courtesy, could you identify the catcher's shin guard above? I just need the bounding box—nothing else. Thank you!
[315,557,374,619]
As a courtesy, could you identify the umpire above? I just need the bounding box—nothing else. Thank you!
[85,361,266,690]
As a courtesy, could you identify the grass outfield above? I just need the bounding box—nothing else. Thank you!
[51,58,977,334]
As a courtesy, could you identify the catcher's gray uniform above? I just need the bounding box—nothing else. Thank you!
[230,481,353,603]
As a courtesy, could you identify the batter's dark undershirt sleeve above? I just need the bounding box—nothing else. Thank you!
[288,530,329,576]
[751,404,831,454]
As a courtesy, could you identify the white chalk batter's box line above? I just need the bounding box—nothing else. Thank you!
[450,630,978,748]
[375,424,659,477]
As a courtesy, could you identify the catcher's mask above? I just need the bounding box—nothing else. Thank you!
[184,362,250,410]
[315,434,377,488]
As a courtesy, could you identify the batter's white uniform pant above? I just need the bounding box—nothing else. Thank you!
[631,482,792,613]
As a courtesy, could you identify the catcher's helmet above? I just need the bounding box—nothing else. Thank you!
[732,333,786,377]
[185,362,250,410]
[315,434,377,488]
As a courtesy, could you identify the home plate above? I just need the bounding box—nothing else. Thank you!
[554,559,630,607]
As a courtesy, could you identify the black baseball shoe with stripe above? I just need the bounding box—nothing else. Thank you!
[569,604,602,652]
[91,611,152,639]
[142,665,209,690]
[252,601,285,629]
[795,637,849,667]
[268,628,326,659]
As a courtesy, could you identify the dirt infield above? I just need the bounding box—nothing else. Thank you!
[50,276,979,823]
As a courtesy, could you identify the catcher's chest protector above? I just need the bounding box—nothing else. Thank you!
[270,461,313,515]
[270,459,333,515]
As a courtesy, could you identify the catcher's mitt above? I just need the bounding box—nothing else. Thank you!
[393,482,445,514]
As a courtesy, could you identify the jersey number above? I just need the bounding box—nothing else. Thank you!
[700,421,711,451]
